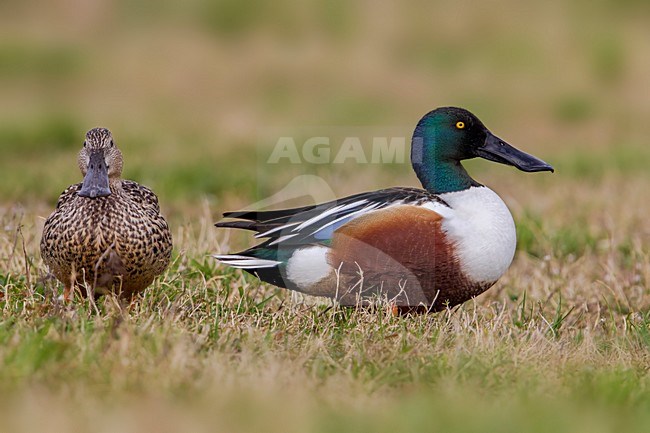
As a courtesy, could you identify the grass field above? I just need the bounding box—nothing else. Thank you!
[1,0,650,431]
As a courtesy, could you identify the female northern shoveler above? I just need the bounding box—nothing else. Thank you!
[41,128,173,299]
[214,107,553,310]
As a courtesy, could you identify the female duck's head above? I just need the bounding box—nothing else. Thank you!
[411,107,553,194]
[77,128,124,198]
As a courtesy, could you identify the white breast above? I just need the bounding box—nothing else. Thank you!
[438,186,516,284]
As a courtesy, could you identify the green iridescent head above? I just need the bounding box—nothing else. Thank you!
[411,107,553,194]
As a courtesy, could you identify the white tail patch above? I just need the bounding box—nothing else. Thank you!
[286,246,332,288]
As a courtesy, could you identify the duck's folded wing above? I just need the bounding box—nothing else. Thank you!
[215,187,448,246]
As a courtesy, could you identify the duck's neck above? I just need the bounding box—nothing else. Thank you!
[415,161,479,194]
[411,138,479,194]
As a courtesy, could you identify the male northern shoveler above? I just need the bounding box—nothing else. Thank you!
[214,107,553,310]
[41,128,173,299]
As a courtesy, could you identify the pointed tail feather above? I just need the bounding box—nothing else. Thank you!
[213,252,290,289]
[213,253,281,270]
[214,220,258,231]
[222,205,317,223]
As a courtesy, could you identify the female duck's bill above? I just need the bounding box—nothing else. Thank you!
[78,150,112,198]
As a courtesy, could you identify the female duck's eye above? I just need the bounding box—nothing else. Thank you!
[456,121,465,129]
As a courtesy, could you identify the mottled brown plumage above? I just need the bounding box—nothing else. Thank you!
[41,128,172,299]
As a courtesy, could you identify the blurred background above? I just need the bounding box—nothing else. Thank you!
[0,0,649,220]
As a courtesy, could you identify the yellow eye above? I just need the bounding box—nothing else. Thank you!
[456,121,465,129]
